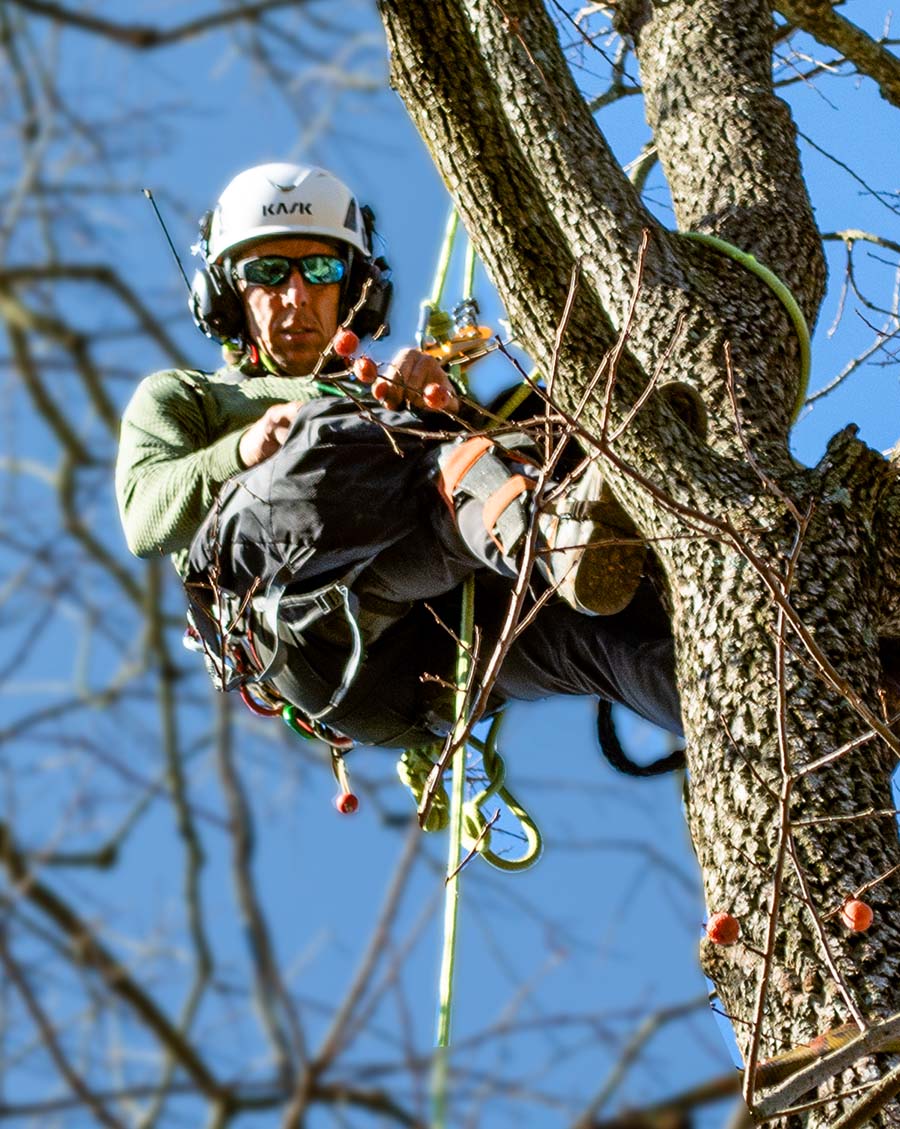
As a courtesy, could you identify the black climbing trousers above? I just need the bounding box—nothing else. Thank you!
[186,397,682,748]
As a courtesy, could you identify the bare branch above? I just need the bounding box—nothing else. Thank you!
[776,0,900,109]
[0,822,223,1099]
[0,930,129,1129]
[5,0,307,49]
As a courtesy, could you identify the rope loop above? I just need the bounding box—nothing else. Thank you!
[462,713,543,872]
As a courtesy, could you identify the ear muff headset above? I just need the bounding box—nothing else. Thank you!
[342,204,392,340]
[189,212,246,342]
[189,173,393,346]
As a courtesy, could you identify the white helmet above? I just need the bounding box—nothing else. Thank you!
[205,162,370,263]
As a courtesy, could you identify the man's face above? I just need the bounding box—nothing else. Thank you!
[231,236,343,375]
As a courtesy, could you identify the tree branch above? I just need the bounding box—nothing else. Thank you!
[0,931,128,1129]
[0,821,224,1100]
[5,0,305,48]
[776,0,900,109]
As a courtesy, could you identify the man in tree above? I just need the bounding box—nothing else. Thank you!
[116,161,681,749]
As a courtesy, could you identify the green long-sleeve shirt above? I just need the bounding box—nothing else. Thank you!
[115,364,320,576]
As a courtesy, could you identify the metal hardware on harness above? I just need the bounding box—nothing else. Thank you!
[184,603,251,694]
[251,574,365,723]
[185,566,366,732]
[452,296,479,332]
[281,703,354,751]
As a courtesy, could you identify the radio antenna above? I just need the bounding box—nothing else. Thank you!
[142,188,192,294]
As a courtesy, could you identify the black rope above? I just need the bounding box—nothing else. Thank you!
[596,699,686,778]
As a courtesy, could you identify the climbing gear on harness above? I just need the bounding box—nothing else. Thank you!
[184,561,368,728]
[251,574,365,722]
[682,231,811,419]
[417,207,494,381]
[539,459,646,617]
[330,747,359,813]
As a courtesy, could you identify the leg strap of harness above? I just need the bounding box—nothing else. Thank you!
[251,563,366,722]
[437,432,540,556]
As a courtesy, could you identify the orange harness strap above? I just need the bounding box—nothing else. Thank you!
[482,475,536,553]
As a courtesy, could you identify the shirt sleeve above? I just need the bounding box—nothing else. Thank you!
[115,370,246,558]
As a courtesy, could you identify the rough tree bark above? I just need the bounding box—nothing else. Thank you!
[377,1,900,1124]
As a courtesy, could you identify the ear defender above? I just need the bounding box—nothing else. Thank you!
[343,205,392,339]
[345,256,393,340]
[190,261,246,343]
[189,210,246,343]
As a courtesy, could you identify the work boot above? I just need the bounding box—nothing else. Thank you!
[536,381,706,616]
[538,461,646,616]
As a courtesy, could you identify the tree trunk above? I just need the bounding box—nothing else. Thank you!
[378,0,900,1123]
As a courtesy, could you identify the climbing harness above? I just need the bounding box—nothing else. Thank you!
[682,231,811,419]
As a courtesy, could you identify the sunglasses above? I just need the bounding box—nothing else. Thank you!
[232,254,346,287]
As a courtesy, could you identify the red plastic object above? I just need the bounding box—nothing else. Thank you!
[353,356,378,384]
[423,382,451,410]
[371,377,391,401]
[334,791,359,815]
[839,899,873,932]
[239,685,282,717]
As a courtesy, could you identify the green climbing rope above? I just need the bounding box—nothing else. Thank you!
[432,575,475,1128]
[421,212,546,1124]
[462,715,543,871]
[682,231,811,420]
[419,206,460,349]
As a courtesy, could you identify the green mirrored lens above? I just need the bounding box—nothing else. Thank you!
[242,257,292,285]
[301,255,345,285]
[238,255,345,286]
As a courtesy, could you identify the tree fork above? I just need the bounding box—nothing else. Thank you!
[378,4,900,1123]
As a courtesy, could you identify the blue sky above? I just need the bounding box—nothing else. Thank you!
[3,2,899,1126]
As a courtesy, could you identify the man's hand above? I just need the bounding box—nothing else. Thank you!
[363,348,460,413]
[239,401,304,468]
